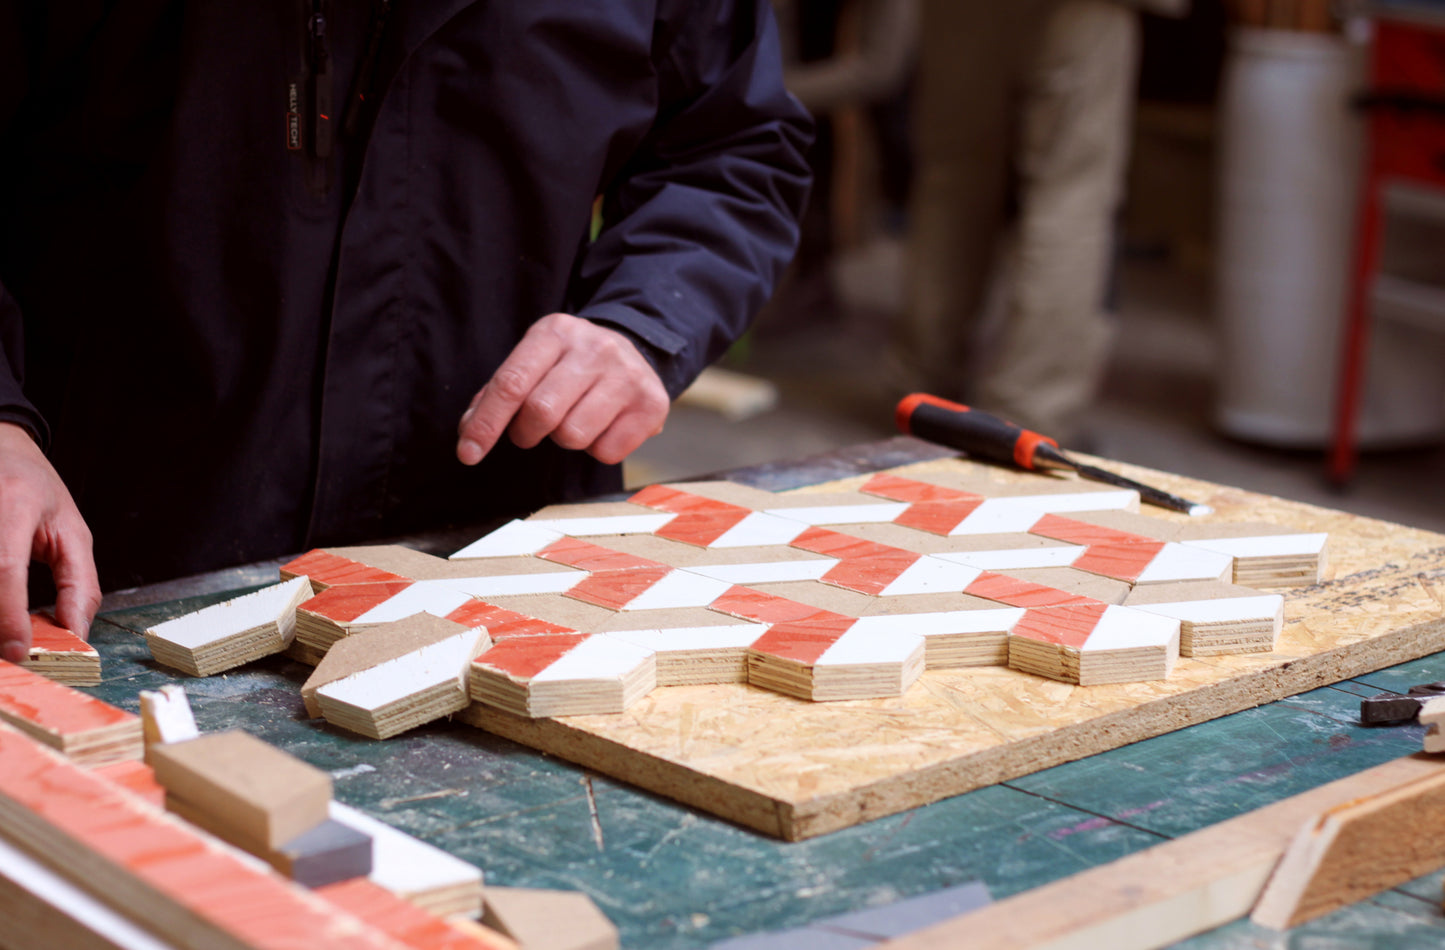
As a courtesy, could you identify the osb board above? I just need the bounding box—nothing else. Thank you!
[459,457,1445,841]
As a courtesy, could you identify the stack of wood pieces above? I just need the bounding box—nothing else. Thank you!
[22,613,99,686]
[469,632,658,717]
[0,659,142,766]
[1124,580,1284,656]
[305,613,491,739]
[1173,521,1328,589]
[1006,603,1181,686]
[145,576,312,676]
[482,886,619,950]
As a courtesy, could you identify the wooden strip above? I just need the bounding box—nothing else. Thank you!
[879,754,1445,950]
[0,723,405,950]
[0,660,142,767]
[23,613,101,686]
[1251,767,1445,929]
[327,802,484,919]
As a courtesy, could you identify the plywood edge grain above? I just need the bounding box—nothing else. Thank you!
[878,754,1445,950]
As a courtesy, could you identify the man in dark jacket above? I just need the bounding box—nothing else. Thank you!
[0,2,812,662]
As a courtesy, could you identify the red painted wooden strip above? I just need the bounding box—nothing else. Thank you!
[566,567,674,610]
[861,473,973,503]
[894,499,986,535]
[538,537,663,573]
[629,485,753,546]
[471,634,590,680]
[0,661,135,736]
[298,582,415,623]
[93,759,167,808]
[0,725,404,950]
[964,573,1096,609]
[709,587,853,625]
[1030,514,1152,548]
[28,614,95,655]
[318,878,510,950]
[749,617,858,665]
[445,600,574,639]
[820,550,921,596]
[280,550,411,588]
[1010,603,1110,649]
[1072,541,1167,583]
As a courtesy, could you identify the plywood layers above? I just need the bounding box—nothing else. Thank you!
[459,457,1445,840]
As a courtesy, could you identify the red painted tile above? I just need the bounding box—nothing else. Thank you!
[861,473,974,503]
[319,878,509,950]
[709,586,853,625]
[538,537,663,573]
[1030,514,1151,548]
[1073,541,1166,583]
[28,614,95,655]
[566,567,674,610]
[446,600,574,639]
[821,551,921,596]
[629,485,753,546]
[894,499,986,535]
[0,725,400,950]
[964,572,1096,608]
[0,661,136,735]
[1010,603,1110,649]
[749,617,858,665]
[471,634,590,680]
[298,582,415,623]
[280,550,411,588]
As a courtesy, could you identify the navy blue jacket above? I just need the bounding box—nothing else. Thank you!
[0,1,811,589]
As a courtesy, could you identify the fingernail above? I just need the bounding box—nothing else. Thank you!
[458,439,482,466]
[1,641,26,665]
[75,619,91,642]
[461,407,475,427]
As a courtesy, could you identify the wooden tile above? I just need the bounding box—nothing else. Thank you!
[320,878,515,950]
[715,584,871,621]
[962,572,1096,609]
[629,484,754,546]
[1028,513,1155,548]
[990,568,1133,605]
[932,544,1085,571]
[526,500,675,538]
[853,606,1023,669]
[269,818,373,888]
[23,613,100,686]
[445,600,576,641]
[565,566,674,611]
[0,660,142,767]
[148,729,332,851]
[280,548,410,590]
[1125,582,1285,657]
[302,613,483,717]
[1008,604,1180,686]
[602,621,769,686]
[328,801,484,919]
[538,537,664,573]
[759,501,910,527]
[481,885,618,950]
[145,576,312,677]
[470,594,614,634]
[860,472,976,503]
[469,635,656,718]
[450,519,566,559]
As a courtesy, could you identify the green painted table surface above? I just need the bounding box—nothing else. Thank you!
[79,440,1445,948]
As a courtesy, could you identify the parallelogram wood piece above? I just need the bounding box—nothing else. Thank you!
[23,613,100,686]
[1125,581,1284,657]
[1251,764,1445,929]
[144,576,312,676]
[0,660,142,767]
[481,886,619,950]
[148,729,332,852]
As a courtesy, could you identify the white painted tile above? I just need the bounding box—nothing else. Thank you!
[449,520,565,559]
[529,513,676,537]
[1180,533,1328,558]
[947,498,1048,535]
[443,571,582,598]
[817,626,926,666]
[353,580,474,624]
[709,511,810,548]
[686,559,836,584]
[147,576,312,649]
[934,546,1085,570]
[623,571,734,611]
[1134,543,1234,584]
[1130,594,1285,625]
[531,634,656,683]
[852,608,1026,638]
[879,556,982,596]
[1079,606,1180,652]
[602,624,769,653]
[317,630,482,709]
[329,801,482,895]
[761,502,909,526]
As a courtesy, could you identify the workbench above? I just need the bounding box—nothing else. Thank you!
[80,438,1445,948]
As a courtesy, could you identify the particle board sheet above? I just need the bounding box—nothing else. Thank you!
[459,456,1445,841]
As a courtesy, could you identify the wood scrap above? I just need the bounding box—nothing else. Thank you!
[1421,696,1445,753]
[23,613,100,686]
[481,887,619,950]
[1252,766,1445,929]
[144,577,311,676]
[0,660,142,767]
[138,683,199,753]
[148,729,332,852]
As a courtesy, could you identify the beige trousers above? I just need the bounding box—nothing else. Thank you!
[900,0,1139,441]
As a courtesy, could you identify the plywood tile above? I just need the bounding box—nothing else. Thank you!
[526,501,674,538]
[629,484,753,545]
[328,801,483,919]
[994,568,1133,605]
[445,600,575,641]
[475,594,615,632]
[281,548,411,589]
[0,661,142,767]
[469,634,656,718]
[302,613,481,718]
[299,582,416,625]
[451,520,567,559]
[742,581,876,618]
[962,573,1095,609]
[481,885,617,950]
[24,613,100,687]
[321,878,514,950]
[145,577,312,677]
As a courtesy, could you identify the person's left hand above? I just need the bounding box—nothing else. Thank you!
[456,313,669,466]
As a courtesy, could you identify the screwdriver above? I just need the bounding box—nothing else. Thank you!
[895,393,1213,516]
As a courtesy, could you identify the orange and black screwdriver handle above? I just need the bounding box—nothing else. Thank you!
[895,393,1064,472]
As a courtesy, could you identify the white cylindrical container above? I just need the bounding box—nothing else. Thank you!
[1214,26,1445,448]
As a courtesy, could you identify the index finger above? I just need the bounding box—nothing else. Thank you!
[457,329,567,465]
[0,525,34,664]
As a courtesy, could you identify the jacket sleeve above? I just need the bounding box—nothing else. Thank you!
[569,0,814,398]
[0,6,47,446]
